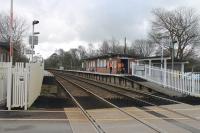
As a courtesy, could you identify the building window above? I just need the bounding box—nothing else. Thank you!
[99,60,101,67]
[93,61,95,67]
[113,61,116,68]
[3,53,6,62]
[0,53,2,62]
[104,60,106,67]
[97,59,99,67]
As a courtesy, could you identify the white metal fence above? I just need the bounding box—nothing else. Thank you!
[132,63,200,97]
[0,62,11,105]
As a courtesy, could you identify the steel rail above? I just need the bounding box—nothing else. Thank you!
[56,77,105,133]
[55,73,164,133]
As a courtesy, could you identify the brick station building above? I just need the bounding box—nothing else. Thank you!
[82,53,136,74]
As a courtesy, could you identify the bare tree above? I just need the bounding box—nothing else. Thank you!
[77,45,87,59]
[150,8,200,60]
[131,39,156,57]
[0,13,28,62]
[87,43,97,57]
[99,40,110,55]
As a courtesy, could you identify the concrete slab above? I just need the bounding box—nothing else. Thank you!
[160,103,200,119]
[0,110,68,119]
[64,108,97,133]
[87,108,158,133]
[0,120,72,133]
[123,107,192,133]
[0,110,72,133]
[145,106,200,133]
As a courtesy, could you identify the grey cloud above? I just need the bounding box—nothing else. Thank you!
[1,0,200,58]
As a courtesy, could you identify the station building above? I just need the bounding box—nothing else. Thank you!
[82,54,189,75]
[82,53,136,74]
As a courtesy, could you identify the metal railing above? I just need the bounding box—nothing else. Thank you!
[132,64,200,97]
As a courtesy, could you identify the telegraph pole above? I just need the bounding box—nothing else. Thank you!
[9,0,13,63]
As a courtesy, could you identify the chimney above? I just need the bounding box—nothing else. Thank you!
[124,37,127,54]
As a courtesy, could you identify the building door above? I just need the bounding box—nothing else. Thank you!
[121,59,128,74]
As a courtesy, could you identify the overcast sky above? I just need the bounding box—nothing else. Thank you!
[1,0,200,58]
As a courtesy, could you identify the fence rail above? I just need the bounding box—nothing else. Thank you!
[132,64,200,97]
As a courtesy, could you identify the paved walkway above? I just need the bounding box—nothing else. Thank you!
[0,110,72,133]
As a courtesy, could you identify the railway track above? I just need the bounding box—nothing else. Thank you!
[55,74,163,133]
[56,77,106,133]
[51,70,200,133]
[57,71,198,119]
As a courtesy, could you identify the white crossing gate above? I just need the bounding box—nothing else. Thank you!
[0,62,43,110]
[11,63,29,109]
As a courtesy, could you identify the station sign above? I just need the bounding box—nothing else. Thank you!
[25,49,35,55]
[29,36,38,45]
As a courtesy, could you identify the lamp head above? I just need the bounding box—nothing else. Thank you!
[33,20,39,25]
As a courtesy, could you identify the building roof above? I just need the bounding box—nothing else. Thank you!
[83,53,135,60]
[136,56,188,63]
[136,56,171,61]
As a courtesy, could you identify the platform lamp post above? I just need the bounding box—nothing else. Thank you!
[31,20,39,62]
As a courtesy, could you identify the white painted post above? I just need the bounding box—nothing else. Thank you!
[144,65,147,78]
[24,63,29,110]
[149,60,151,76]
[136,60,139,65]
[192,74,195,93]
[132,62,135,75]
[6,63,12,110]
[181,63,184,74]
[163,59,167,87]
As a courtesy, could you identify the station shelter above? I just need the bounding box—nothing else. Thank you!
[136,56,189,73]
[82,53,136,74]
